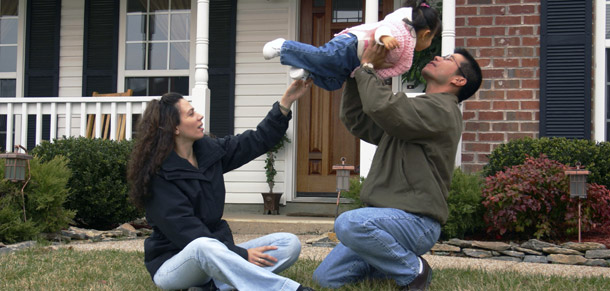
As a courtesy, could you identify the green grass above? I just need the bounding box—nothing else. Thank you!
[0,247,609,290]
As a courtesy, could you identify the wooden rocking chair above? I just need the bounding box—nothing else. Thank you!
[86,89,133,140]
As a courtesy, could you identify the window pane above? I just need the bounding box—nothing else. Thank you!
[150,0,170,13]
[1,1,18,16]
[149,43,168,69]
[126,77,148,96]
[126,15,146,41]
[0,18,17,44]
[126,43,146,70]
[0,79,16,97]
[170,77,188,95]
[314,0,325,8]
[171,0,191,10]
[150,14,168,41]
[0,46,16,72]
[127,0,147,13]
[170,13,189,40]
[332,0,362,23]
[149,77,169,95]
[170,42,189,69]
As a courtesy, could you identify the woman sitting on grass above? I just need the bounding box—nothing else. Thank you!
[127,79,315,291]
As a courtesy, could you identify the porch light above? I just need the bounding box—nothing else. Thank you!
[332,157,355,219]
[565,162,590,243]
[0,145,33,182]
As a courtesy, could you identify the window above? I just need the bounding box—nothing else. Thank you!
[123,0,191,96]
[332,0,362,23]
[0,0,18,96]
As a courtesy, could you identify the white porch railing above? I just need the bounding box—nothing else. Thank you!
[0,96,193,152]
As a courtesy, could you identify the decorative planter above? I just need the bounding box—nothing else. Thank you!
[261,192,282,215]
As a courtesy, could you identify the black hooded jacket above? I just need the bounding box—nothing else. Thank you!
[143,102,290,278]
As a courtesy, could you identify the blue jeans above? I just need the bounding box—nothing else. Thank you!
[280,33,360,91]
[313,207,441,288]
[153,233,302,291]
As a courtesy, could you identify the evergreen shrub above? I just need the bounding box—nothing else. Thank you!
[0,156,75,243]
[32,137,142,230]
[342,176,366,210]
[441,168,485,240]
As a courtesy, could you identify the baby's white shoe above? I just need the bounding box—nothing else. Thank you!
[289,67,310,80]
[263,38,285,60]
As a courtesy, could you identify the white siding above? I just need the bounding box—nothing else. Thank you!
[58,1,84,97]
[225,0,293,204]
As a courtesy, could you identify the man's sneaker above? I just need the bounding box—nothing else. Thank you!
[289,67,310,80]
[401,256,432,291]
[263,38,285,60]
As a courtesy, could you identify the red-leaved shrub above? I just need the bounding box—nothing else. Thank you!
[482,155,610,239]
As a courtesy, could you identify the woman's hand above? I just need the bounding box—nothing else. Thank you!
[279,79,313,115]
[247,246,279,267]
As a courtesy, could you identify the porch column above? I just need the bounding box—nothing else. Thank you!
[441,0,460,166]
[192,0,211,130]
[359,0,380,178]
[595,0,607,141]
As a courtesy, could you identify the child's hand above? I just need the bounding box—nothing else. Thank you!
[362,42,394,69]
[380,36,399,50]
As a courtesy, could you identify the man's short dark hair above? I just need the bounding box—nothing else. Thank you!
[454,48,482,102]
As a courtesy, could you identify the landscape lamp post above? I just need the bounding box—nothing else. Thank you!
[0,145,33,221]
[332,157,355,220]
[565,163,589,243]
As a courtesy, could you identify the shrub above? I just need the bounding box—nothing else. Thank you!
[32,137,142,230]
[483,137,610,188]
[441,168,485,240]
[482,155,610,239]
[342,176,366,210]
[0,156,75,243]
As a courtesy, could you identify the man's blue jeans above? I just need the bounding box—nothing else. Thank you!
[280,33,360,91]
[313,207,441,288]
[153,232,302,291]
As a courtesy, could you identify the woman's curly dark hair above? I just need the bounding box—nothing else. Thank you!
[127,92,183,208]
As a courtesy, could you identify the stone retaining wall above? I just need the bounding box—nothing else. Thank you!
[431,238,610,268]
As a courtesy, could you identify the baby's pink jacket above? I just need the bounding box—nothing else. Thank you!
[337,8,416,80]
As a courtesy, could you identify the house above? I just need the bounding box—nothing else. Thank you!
[0,0,606,213]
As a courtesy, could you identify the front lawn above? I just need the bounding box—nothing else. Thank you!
[1,247,609,290]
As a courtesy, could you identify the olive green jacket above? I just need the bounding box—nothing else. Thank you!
[341,67,462,224]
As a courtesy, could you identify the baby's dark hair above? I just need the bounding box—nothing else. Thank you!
[402,0,442,37]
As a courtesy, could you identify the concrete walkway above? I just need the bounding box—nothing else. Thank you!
[223,212,335,235]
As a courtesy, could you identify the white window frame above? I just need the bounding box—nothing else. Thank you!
[596,1,608,141]
[117,0,196,94]
[0,0,25,97]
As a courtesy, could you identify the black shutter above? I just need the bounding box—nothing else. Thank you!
[24,0,61,97]
[208,0,236,137]
[540,0,592,139]
[83,0,119,96]
[26,115,50,150]
[0,115,6,152]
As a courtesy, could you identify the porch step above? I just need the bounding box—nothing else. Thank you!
[224,212,335,235]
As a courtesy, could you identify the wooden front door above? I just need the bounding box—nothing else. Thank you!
[296,0,393,197]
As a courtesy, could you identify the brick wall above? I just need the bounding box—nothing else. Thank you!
[456,0,541,173]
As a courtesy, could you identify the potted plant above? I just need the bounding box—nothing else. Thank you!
[262,134,290,215]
